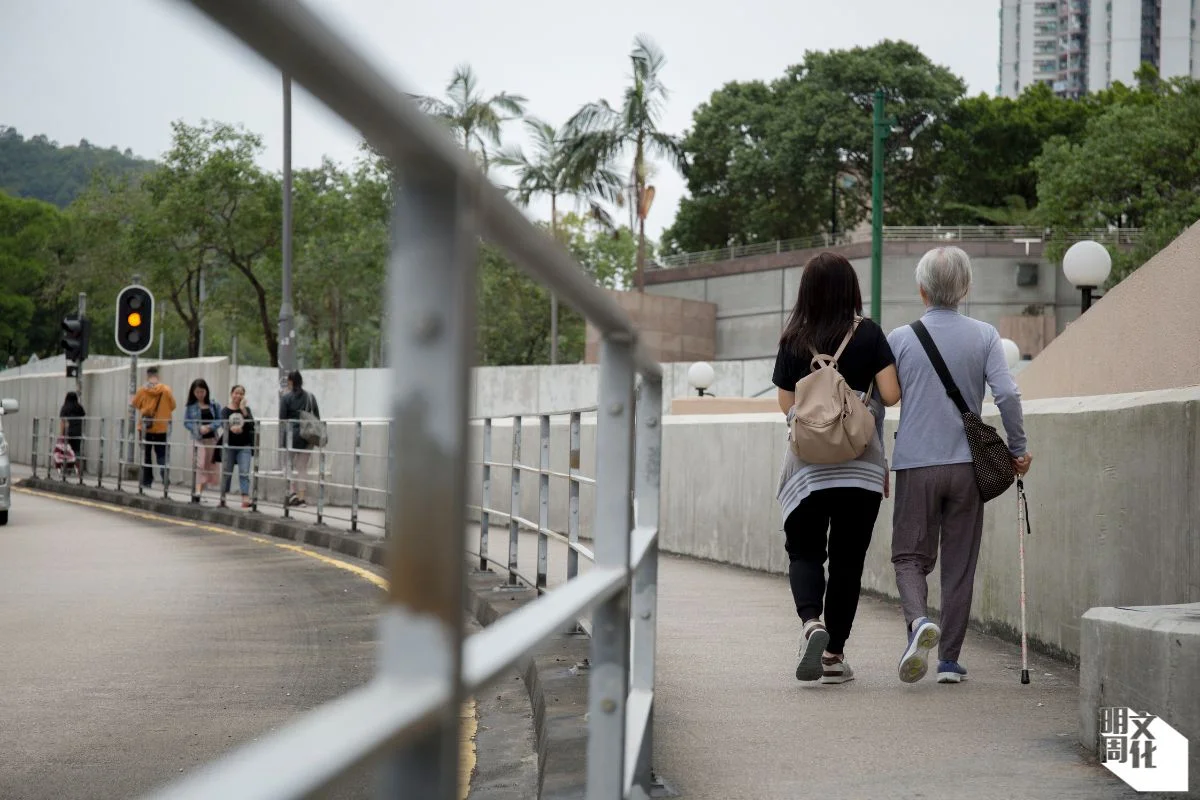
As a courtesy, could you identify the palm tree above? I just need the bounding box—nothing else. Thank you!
[414,64,527,172]
[564,35,684,292]
[495,118,623,363]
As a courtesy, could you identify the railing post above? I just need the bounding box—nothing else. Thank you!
[250,424,260,512]
[376,164,471,799]
[316,446,326,525]
[116,418,124,493]
[351,420,361,532]
[78,418,86,485]
[163,422,172,500]
[631,375,663,795]
[189,428,199,502]
[283,426,292,519]
[479,417,491,571]
[586,336,636,797]
[568,411,581,581]
[97,419,105,488]
[507,415,522,586]
[537,414,550,591]
[30,418,39,480]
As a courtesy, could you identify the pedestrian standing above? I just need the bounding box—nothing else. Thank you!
[131,366,176,489]
[279,370,320,507]
[220,384,255,509]
[59,391,86,476]
[184,378,223,503]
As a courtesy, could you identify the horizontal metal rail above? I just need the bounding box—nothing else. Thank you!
[655,225,1145,268]
[141,2,665,798]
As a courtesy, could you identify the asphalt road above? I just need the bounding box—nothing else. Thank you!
[0,489,381,800]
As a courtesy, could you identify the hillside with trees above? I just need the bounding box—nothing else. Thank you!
[0,126,154,208]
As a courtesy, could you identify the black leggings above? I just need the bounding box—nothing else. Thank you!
[784,487,882,654]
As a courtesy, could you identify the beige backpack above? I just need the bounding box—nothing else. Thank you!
[788,317,877,464]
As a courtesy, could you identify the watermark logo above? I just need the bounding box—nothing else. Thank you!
[1099,707,1189,793]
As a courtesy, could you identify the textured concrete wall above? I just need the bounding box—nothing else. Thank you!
[646,247,1068,359]
[584,289,715,364]
[1019,220,1200,400]
[657,387,1200,658]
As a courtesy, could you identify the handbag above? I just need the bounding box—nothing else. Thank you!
[910,320,1016,502]
[297,392,327,448]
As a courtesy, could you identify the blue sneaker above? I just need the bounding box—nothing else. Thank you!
[898,617,941,683]
[936,660,968,684]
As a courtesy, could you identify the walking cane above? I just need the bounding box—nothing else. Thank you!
[1017,478,1032,684]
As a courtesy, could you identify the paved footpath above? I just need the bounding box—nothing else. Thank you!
[651,554,1147,800]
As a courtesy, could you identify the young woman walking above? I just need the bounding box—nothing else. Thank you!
[773,252,901,684]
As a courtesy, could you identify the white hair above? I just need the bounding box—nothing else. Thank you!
[915,246,973,308]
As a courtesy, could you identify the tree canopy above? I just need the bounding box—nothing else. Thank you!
[0,126,153,208]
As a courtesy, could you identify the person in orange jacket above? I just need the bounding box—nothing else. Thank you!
[130,366,177,488]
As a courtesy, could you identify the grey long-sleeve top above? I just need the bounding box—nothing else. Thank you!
[887,307,1027,471]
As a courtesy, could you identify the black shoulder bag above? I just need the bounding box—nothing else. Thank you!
[911,320,1016,502]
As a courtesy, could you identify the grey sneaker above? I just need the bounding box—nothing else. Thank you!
[796,620,829,681]
[898,616,941,684]
[820,654,855,684]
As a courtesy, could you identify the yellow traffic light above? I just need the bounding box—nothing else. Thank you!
[127,312,142,327]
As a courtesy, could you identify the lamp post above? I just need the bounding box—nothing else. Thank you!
[687,362,715,397]
[1063,240,1112,314]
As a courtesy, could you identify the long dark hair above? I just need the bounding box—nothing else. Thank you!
[779,251,864,358]
[60,391,85,417]
[186,378,212,406]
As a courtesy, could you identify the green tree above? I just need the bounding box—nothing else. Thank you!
[292,158,389,367]
[662,40,965,253]
[1036,76,1200,283]
[0,191,73,362]
[565,35,683,291]
[558,212,641,290]
[415,65,527,172]
[930,83,1096,224]
[495,117,622,362]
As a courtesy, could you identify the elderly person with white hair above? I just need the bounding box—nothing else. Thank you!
[886,246,1032,685]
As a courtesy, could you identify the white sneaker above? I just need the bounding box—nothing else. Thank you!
[796,620,829,681]
[820,655,855,684]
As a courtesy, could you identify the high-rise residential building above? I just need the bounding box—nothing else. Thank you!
[999,0,1200,99]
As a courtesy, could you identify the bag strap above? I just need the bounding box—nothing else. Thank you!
[910,320,970,416]
[809,316,862,370]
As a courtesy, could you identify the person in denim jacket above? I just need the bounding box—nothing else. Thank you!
[184,378,224,503]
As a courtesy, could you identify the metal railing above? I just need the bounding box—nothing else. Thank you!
[29,416,392,534]
[654,225,1144,268]
[135,1,665,799]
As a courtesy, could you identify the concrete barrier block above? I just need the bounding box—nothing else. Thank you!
[1079,604,1200,786]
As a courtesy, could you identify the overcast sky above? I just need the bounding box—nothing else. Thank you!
[1,0,1001,238]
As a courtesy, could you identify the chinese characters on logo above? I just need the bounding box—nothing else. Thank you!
[1100,707,1158,769]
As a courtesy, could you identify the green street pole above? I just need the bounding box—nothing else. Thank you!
[870,88,886,322]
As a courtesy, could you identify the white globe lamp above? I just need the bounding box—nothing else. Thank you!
[1000,338,1020,370]
[1062,240,1112,313]
[687,361,715,397]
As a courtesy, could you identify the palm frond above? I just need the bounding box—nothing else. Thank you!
[631,35,668,85]
[491,92,528,118]
[647,130,686,173]
[565,100,622,136]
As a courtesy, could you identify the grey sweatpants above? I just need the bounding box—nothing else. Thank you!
[891,463,985,663]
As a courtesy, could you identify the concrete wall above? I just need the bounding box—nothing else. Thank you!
[1019,219,1200,400]
[657,387,1200,658]
[646,246,1068,359]
[584,289,716,364]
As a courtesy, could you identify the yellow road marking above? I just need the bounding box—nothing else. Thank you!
[14,486,480,794]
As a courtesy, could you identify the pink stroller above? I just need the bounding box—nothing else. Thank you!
[52,437,78,479]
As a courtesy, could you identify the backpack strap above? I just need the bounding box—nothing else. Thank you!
[809,316,862,372]
[911,320,970,416]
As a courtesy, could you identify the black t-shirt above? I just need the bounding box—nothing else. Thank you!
[200,407,216,439]
[222,406,255,448]
[772,317,895,395]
